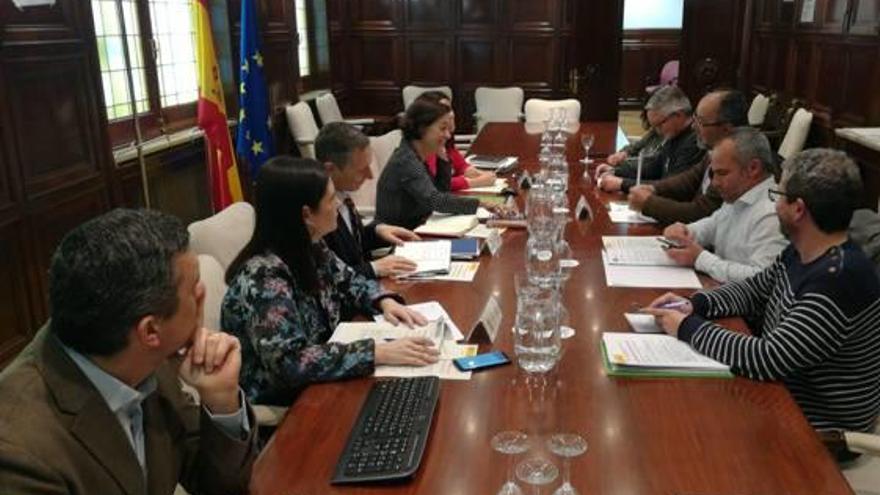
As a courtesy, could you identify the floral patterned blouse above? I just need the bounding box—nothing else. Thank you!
[221,244,391,405]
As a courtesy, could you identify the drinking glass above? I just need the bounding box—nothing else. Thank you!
[579,134,595,165]
[515,282,562,374]
[547,434,588,495]
[492,431,531,495]
[516,458,559,495]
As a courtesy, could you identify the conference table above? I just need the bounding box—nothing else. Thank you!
[250,123,852,494]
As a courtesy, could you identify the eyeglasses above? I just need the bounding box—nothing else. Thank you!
[694,115,727,128]
[651,113,675,129]
[768,188,797,202]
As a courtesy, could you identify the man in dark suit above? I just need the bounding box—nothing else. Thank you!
[0,209,257,494]
[318,122,420,278]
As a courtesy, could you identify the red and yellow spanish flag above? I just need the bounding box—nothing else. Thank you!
[194,0,243,212]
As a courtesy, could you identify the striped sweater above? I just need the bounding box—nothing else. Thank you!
[679,240,880,432]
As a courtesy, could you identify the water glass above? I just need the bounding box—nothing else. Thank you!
[547,434,588,495]
[516,458,559,495]
[492,431,531,495]
[526,237,561,288]
[514,281,562,374]
[579,134,595,164]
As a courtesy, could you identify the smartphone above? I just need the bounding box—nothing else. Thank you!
[453,351,511,372]
[658,237,685,249]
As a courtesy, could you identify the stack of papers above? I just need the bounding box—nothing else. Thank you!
[461,178,508,194]
[395,241,451,277]
[329,320,477,380]
[607,202,657,224]
[465,154,518,171]
[415,215,479,237]
[602,252,701,289]
[407,262,480,282]
[602,236,677,266]
[601,332,732,378]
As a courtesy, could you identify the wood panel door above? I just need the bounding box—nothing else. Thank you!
[679,0,747,102]
[569,0,624,121]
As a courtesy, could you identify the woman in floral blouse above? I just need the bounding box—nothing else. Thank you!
[222,157,439,406]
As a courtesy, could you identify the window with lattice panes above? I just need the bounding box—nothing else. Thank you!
[90,0,200,147]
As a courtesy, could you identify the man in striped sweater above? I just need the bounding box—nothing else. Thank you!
[645,149,880,439]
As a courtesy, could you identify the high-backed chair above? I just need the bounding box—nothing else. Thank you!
[747,93,770,127]
[523,98,581,124]
[474,86,524,132]
[187,202,255,271]
[646,60,679,94]
[285,101,319,159]
[315,92,375,128]
[402,85,452,110]
[350,129,402,217]
[777,107,813,160]
[197,254,227,332]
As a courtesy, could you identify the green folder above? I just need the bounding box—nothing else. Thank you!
[600,341,734,379]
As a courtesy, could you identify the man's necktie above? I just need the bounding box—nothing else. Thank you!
[343,196,363,247]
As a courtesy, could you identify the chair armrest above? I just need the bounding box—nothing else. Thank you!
[253,404,288,427]
[846,431,880,456]
[344,118,376,125]
[454,134,478,142]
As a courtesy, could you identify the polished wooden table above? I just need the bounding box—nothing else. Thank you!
[251,123,851,495]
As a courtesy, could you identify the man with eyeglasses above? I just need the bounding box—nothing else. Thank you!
[661,127,787,282]
[625,90,748,224]
[644,149,880,450]
[596,86,705,194]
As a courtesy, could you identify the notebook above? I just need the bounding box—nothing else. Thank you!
[414,215,479,237]
[450,238,481,260]
[465,154,518,172]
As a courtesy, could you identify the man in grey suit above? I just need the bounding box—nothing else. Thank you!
[850,208,880,275]
[0,209,257,494]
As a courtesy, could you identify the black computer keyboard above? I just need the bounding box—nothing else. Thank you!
[331,376,441,484]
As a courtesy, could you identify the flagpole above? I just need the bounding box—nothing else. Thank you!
[113,0,152,209]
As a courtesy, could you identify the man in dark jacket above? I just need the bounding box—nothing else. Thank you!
[626,90,750,224]
[597,85,705,194]
[319,122,420,278]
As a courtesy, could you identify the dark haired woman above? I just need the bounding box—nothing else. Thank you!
[222,157,439,405]
[416,91,497,192]
[375,98,502,230]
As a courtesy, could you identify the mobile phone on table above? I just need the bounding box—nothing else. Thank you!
[452,351,511,372]
[658,237,685,249]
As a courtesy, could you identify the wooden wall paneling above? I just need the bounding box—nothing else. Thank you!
[406,37,452,83]
[680,0,747,101]
[507,35,556,90]
[4,51,105,200]
[791,39,814,98]
[459,0,499,28]
[507,0,557,30]
[849,0,880,35]
[405,0,452,30]
[620,29,682,108]
[836,42,880,126]
[570,0,623,121]
[457,37,497,84]
[351,0,400,30]
[0,220,36,364]
[813,41,845,126]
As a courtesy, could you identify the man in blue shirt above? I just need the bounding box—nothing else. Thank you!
[0,209,257,494]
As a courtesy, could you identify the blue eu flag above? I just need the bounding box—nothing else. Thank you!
[236,0,274,176]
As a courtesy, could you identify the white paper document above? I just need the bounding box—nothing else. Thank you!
[602,252,702,289]
[462,178,507,194]
[395,241,451,276]
[624,313,663,333]
[374,301,465,340]
[602,236,677,266]
[329,321,476,380]
[415,214,479,237]
[465,224,506,239]
[607,202,657,224]
[602,332,729,371]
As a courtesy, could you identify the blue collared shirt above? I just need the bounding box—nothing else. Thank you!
[63,345,250,475]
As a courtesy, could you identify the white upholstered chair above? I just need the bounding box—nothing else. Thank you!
[315,92,375,128]
[523,98,581,124]
[350,129,402,217]
[842,428,880,495]
[402,85,452,110]
[747,93,770,127]
[777,107,813,160]
[285,101,319,159]
[187,202,255,271]
[474,86,524,131]
[187,203,286,427]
